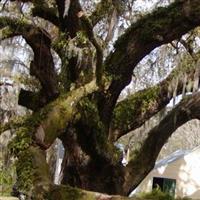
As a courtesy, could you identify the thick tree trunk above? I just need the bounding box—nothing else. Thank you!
[3,1,200,199]
[16,143,136,200]
[60,126,125,195]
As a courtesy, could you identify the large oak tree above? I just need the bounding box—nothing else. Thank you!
[1,0,200,199]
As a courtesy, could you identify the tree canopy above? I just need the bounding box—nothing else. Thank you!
[1,0,200,199]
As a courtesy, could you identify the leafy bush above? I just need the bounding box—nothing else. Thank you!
[138,189,174,200]
[137,189,192,200]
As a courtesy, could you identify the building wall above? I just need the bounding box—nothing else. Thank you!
[132,148,200,199]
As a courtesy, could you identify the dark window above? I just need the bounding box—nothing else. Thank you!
[152,177,176,197]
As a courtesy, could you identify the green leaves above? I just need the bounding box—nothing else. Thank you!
[8,127,32,157]
[138,189,174,200]
[15,150,34,192]
[0,166,14,195]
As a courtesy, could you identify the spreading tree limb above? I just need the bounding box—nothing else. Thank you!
[101,0,200,123]
[32,6,59,27]
[31,80,98,148]
[123,91,200,195]
[111,55,197,140]
[79,14,104,86]
[0,16,59,109]
[9,0,59,26]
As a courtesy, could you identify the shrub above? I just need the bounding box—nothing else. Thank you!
[137,189,192,200]
[138,189,174,200]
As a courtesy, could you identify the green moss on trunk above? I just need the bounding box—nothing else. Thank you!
[112,86,160,133]
[13,146,50,197]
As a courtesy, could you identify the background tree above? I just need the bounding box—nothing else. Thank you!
[1,0,200,199]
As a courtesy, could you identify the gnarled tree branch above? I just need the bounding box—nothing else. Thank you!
[123,91,200,195]
[9,0,59,27]
[31,80,98,148]
[111,55,197,141]
[101,0,200,124]
[32,6,59,27]
[0,16,59,109]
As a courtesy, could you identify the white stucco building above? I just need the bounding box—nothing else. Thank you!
[131,146,200,199]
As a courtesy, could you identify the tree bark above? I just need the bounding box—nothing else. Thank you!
[0,16,59,109]
[122,91,200,195]
[111,55,197,141]
[100,0,200,124]
[2,0,200,199]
